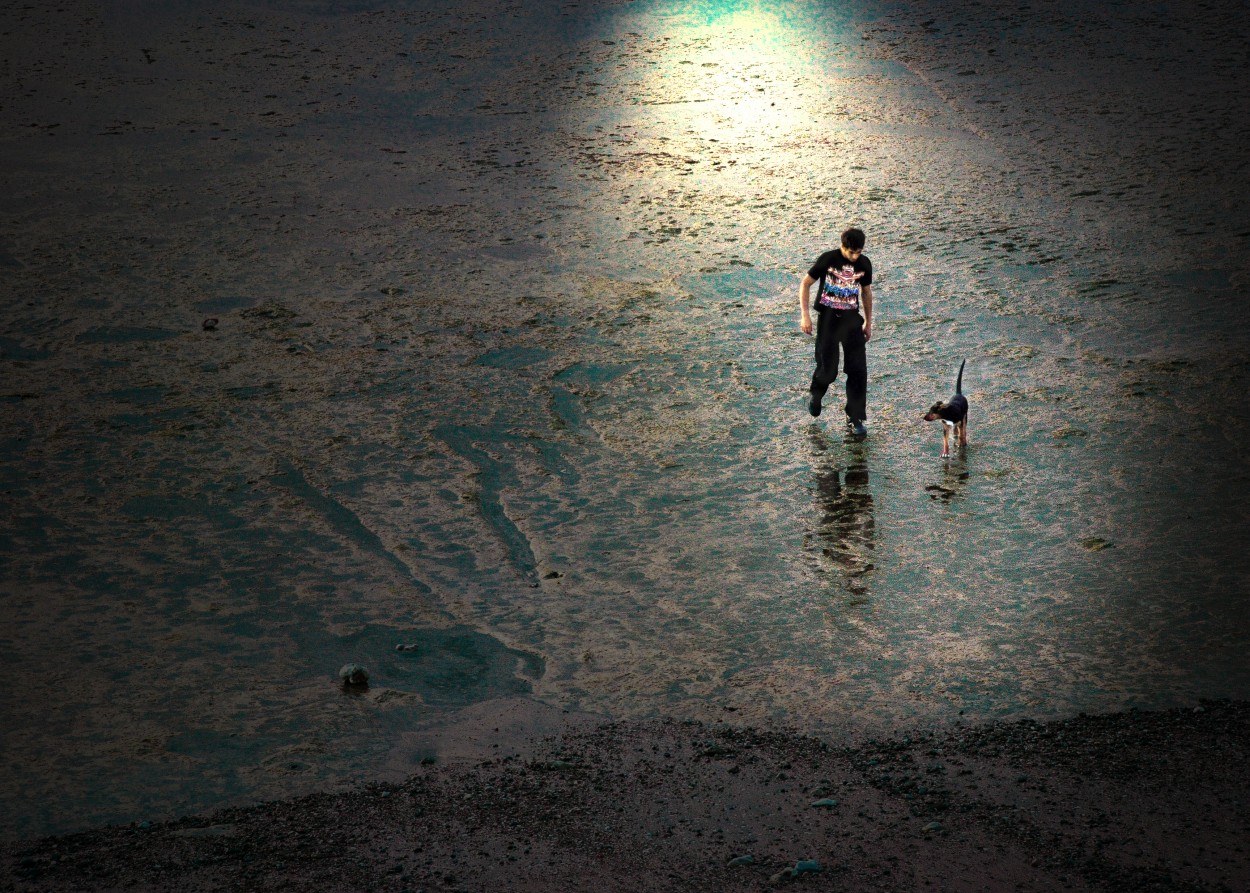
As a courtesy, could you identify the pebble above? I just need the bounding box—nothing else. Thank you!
[810,798,839,808]
[769,859,822,882]
[727,854,755,867]
[339,664,370,686]
[923,821,944,833]
[395,644,418,652]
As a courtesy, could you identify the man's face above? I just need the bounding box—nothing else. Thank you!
[840,244,863,261]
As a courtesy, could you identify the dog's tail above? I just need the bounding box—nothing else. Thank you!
[955,359,965,395]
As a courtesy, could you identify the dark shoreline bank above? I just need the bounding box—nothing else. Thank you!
[5,701,1247,892]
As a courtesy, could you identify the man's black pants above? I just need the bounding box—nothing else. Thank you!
[810,308,867,422]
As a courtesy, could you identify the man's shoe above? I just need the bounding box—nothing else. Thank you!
[850,420,867,437]
[808,393,822,417]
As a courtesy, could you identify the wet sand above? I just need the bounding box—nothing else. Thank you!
[3,0,1250,879]
[4,701,1248,891]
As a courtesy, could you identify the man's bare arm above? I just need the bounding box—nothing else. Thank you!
[860,283,873,343]
[799,273,816,335]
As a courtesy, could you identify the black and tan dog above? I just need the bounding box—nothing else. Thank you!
[923,360,968,457]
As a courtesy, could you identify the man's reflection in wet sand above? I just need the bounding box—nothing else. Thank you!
[806,429,876,603]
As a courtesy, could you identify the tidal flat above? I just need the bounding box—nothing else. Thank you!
[1,0,1248,876]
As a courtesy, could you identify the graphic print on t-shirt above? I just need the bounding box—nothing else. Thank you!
[818,264,863,311]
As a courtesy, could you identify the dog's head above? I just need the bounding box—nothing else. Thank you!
[923,401,947,421]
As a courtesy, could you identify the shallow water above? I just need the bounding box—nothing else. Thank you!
[1,0,1248,838]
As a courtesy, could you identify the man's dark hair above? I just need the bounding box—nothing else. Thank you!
[841,227,866,251]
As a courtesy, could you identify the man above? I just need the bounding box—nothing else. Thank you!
[799,227,873,436]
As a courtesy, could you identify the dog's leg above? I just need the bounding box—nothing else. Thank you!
[941,424,950,458]
[959,416,967,452]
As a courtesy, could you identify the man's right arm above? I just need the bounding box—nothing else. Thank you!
[799,273,816,334]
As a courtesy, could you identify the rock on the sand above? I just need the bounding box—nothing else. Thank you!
[770,859,822,882]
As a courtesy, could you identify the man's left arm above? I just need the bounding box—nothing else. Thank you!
[860,284,873,343]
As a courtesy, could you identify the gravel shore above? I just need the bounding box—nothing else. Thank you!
[5,700,1247,892]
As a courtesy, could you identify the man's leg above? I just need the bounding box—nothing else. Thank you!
[809,310,841,416]
[840,313,868,422]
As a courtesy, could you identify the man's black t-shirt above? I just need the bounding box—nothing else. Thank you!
[808,249,872,313]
